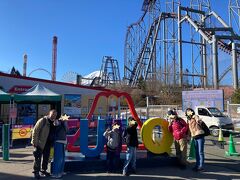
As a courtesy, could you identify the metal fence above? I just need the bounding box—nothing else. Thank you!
[120,104,183,120]
[146,104,182,119]
[227,102,240,128]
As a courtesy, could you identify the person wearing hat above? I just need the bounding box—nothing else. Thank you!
[185,108,206,172]
[103,122,120,173]
[168,110,188,169]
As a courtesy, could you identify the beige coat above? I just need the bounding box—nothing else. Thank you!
[188,115,204,138]
[31,116,51,150]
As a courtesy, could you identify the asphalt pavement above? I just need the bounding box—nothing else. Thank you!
[0,136,240,180]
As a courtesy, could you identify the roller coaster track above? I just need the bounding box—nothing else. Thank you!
[128,12,177,86]
[127,6,240,86]
[128,24,154,86]
[201,27,240,82]
[181,11,240,83]
[28,68,52,79]
[124,11,147,83]
[217,40,240,82]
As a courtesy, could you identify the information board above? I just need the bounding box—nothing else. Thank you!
[182,90,224,111]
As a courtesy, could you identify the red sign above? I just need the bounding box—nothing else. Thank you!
[8,85,32,93]
[19,128,27,137]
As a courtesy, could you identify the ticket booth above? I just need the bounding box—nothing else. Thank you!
[12,84,62,147]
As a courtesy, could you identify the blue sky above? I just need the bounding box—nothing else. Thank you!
[0,0,230,82]
[0,0,142,80]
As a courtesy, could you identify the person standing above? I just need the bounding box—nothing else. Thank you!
[51,114,69,178]
[31,109,57,179]
[103,122,120,173]
[122,117,139,176]
[185,108,206,172]
[168,110,188,169]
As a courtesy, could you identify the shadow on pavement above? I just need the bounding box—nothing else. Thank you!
[0,172,32,180]
[56,167,240,180]
[0,152,32,159]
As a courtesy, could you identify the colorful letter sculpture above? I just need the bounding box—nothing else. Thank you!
[68,90,174,157]
[67,90,142,153]
[80,119,105,157]
[141,117,173,154]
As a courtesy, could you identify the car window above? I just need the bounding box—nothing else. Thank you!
[208,107,224,117]
[198,108,211,116]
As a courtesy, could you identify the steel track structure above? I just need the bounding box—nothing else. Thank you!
[124,0,240,89]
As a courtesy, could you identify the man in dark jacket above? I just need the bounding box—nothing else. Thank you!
[122,117,139,176]
[31,109,57,179]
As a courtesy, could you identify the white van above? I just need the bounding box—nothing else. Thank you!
[194,106,234,136]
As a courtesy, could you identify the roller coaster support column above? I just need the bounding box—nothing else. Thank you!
[232,42,238,89]
[178,6,183,87]
[212,35,219,89]
[201,12,207,88]
[202,38,207,88]
[118,97,120,118]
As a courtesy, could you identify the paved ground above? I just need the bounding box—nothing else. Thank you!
[0,136,240,180]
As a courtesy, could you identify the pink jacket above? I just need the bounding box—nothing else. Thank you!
[168,118,188,140]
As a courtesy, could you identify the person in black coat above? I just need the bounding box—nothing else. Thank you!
[122,117,139,176]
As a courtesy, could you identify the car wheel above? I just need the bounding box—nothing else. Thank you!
[210,126,219,137]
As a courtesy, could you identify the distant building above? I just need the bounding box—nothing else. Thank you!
[0,72,111,124]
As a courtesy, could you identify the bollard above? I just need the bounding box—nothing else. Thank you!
[2,124,10,160]
[188,138,196,160]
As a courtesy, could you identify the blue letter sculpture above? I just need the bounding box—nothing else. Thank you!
[80,119,105,157]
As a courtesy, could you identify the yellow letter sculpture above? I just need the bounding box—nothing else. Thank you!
[141,117,173,154]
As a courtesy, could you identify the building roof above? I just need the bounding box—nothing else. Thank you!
[0,89,11,102]
[0,72,109,92]
[14,83,61,102]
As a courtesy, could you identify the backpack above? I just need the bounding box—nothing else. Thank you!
[107,131,120,150]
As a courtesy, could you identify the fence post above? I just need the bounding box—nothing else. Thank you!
[146,96,149,119]
[227,101,230,118]
[2,124,10,160]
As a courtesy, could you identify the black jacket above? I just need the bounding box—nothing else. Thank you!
[124,122,139,148]
[55,120,67,141]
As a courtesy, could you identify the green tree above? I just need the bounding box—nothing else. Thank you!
[137,76,146,90]
[231,88,240,104]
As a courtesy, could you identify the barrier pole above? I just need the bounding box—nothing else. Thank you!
[2,124,10,160]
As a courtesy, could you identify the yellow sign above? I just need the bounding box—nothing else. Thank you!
[12,125,33,140]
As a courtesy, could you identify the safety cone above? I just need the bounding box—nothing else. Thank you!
[225,134,240,156]
[188,139,195,160]
[218,128,224,142]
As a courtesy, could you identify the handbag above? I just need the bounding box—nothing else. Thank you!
[200,121,210,136]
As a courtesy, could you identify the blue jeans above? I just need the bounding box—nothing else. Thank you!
[123,146,136,174]
[194,137,205,168]
[52,142,65,176]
